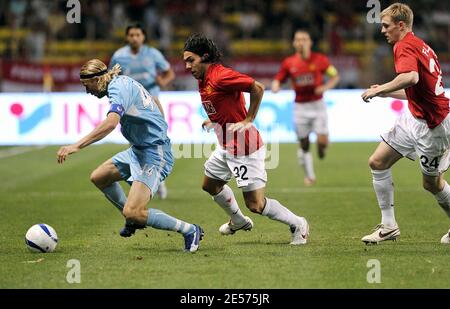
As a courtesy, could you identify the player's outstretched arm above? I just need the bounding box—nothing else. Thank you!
[247,80,265,120]
[380,89,408,100]
[384,89,407,100]
[370,84,407,100]
[362,71,418,102]
[57,112,120,164]
[156,68,175,88]
[229,80,264,133]
[315,65,340,95]
[271,79,281,93]
[153,97,166,118]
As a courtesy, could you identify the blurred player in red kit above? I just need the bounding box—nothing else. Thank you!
[361,3,450,244]
[272,29,340,186]
[183,34,309,245]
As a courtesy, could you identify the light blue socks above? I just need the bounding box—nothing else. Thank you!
[101,182,127,212]
[147,208,195,235]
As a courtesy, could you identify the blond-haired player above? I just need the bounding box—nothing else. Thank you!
[57,59,203,252]
[362,3,450,244]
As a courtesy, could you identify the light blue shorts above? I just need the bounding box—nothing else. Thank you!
[112,144,173,195]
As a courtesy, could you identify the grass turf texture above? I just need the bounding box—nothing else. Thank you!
[0,143,449,288]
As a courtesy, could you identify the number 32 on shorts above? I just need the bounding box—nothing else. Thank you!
[233,165,249,187]
[420,155,439,169]
[233,165,249,181]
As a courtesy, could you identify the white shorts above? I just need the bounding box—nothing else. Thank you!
[204,145,267,192]
[381,109,450,176]
[294,99,329,139]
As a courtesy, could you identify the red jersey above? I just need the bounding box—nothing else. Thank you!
[394,32,449,129]
[274,52,331,103]
[199,64,263,156]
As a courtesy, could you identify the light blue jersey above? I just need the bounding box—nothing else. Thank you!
[107,75,169,147]
[108,75,173,192]
[110,45,170,97]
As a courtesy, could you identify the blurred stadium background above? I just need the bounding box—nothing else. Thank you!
[0,0,448,92]
[1,0,449,289]
[1,0,449,146]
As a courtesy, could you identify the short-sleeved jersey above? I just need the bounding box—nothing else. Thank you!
[274,52,331,103]
[107,75,170,147]
[199,64,263,156]
[394,32,449,129]
[110,45,170,97]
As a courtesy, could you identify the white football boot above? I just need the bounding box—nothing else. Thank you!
[361,223,400,244]
[290,216,309,245]
[440,229,450,244]
[219,216,253,235]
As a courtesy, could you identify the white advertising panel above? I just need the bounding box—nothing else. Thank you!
[1,90,447,145]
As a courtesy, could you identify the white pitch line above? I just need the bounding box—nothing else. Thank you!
[271,187,424,193]
[0,146,46,159]
[17,186,424,197]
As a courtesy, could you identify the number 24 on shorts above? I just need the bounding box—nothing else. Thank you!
[420,155,439,169]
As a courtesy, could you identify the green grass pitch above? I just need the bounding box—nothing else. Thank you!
[0,143,449,288]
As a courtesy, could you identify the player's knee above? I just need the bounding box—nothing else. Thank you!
[202,183,222,196]
[368,155,386,170]
[300,140,309,151]
[422,179,441,194]
[122,207,132,219]
[245,200,264,214]
[90,170,103,188]
[122,207,143,223]
[201,183,211,194]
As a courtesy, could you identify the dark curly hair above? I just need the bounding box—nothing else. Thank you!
[183,33,222,63]
[126,23,147,40]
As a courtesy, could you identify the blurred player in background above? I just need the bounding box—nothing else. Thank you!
[272,29,340,186]
[57,59,203,252]
[183,34,309,245]
[110,23,175,199]
[361,3,450,245]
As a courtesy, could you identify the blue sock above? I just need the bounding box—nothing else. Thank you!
[101,182,126,212]
[147,208,195,235]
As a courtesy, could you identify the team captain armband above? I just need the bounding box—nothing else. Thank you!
[325,65,338,77]
[108,104,125,117]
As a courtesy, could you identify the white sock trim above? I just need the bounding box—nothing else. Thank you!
[262,198,271,216]
[371,169,392,181]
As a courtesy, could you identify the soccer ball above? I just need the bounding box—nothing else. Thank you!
[25,224,58,253]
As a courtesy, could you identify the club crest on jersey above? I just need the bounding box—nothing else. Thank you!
[308,64,316,70]
[202,100,216,115]
[205,85,214,95]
